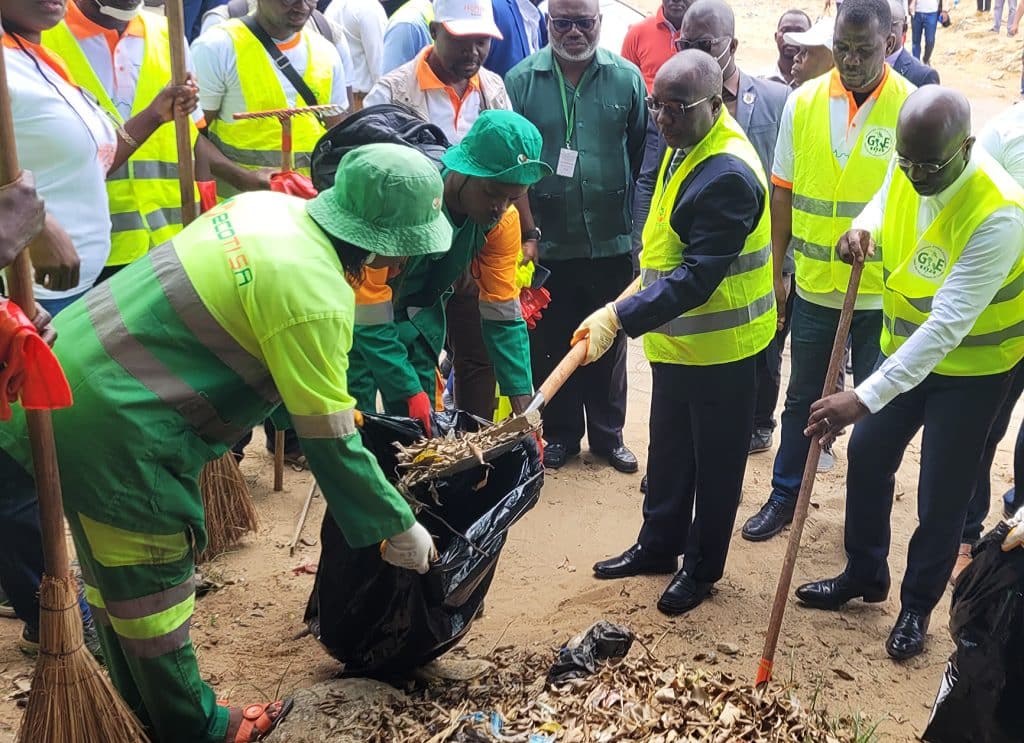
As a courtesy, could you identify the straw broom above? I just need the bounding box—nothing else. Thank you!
[0,17,148,743]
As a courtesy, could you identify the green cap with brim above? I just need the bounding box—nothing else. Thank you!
[307,143,453,257]
[440,110,553,186]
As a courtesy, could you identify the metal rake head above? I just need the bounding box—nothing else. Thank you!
[232,103,347,121]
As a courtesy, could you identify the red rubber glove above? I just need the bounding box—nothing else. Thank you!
[269,171,317,199]
[0,299,72,420]
[406,391,433,437]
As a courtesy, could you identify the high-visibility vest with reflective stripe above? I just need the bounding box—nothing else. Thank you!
[42,12,200,267]
[790,68,913,298]
[639,111,776,366]
[208,20,334,197]
[879,152,1024,376]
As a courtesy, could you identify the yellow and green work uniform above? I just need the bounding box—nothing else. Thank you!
[42,8,201,267]
[0,193,416,742]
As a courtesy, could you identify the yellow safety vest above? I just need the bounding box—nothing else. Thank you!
[879,152,1024,376]
[790,68,914,299]
[43,11,200,267]
[208,20,334,197]
[639,111,776,366]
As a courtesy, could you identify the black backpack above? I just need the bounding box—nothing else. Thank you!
[310,103,451,192]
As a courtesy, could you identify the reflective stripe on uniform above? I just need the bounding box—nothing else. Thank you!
[107,160,184,182]
[654,291,775,337]
[207,133,313,170]
[889,268,1024,315]
[79,513,191,568]
[291,409,358,438]
[354,301,395,325]
[110,207,184,235]
[792,194,869,218]
[103,581,195,658]
[150,244,279,404]
[85,288,250,443]
[641,244,771,285]
[479,298,523,322]
[887,314,1024,347]
[792,237,883,263]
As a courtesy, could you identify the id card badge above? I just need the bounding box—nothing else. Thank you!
[556,147,578,177]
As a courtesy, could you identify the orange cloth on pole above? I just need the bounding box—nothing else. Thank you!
[0,299,73,420]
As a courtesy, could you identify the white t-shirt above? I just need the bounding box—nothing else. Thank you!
[514,0,542,53]
[192,24,349,119]
[325,0,386,94]
[7,41,116,300]
[914,0,940,14]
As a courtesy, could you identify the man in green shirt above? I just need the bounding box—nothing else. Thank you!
[504,0,647,472]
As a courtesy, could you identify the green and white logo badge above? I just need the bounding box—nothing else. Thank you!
[862,126,895,158]
[912,244,948,280]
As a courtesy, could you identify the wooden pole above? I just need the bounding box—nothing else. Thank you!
[273,430,285,492]
[163,0,196,226]
[288,480,317,555]
[755,261,864,687]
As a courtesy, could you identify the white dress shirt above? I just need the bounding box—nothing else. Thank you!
[852,154,1024,413]
[325,0,387,94]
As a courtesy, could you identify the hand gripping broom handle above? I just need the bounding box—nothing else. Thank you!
[164,0,196,226]
[755,260,864,687]
[0,21,70,576]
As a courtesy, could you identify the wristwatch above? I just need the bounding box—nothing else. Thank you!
[523,227,542,241]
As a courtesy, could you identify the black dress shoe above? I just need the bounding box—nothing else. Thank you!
[741,499,795,542]
[543,442,579,469]
[794,572,889,610]
[640,475,648,494]
[594,446,639,473]
[657,571,714,615]
[886,609,929,660]
[593,544,677,579]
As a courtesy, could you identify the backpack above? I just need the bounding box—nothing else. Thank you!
[208,0,336,43]
[310,103,451,192]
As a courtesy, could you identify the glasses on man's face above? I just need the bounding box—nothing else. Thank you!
[676,35,730,53]
[896,138,968,175]
[646,95,709,117]
[550,16,599,33]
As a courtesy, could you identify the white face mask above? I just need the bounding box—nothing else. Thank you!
[96,0,143,22]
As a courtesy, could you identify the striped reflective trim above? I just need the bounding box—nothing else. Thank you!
[108,160,183,182]
[119,621,192,659]
[79,513,190,568]
[887,270,1024,315]
[150,245,279,404]
[792,195,869,218]
[109,593,192,642]
[641,245,770,286]
[111,208,185,235]
[83,584,111,626]
[793,237,882,263]
[291,409,357,438]
[208,133,312,169]
[888,314,1024,346]
[479,298,523,322]
[110,211,146,233]
[354,301,395,325]
[144,207,182,232]
[86,288,249,443]
[105,581,195,622]
[407,306,423,320]
[654,290,775,337]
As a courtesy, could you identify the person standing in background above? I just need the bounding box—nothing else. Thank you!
[994,0,1016,32]
[764,8,811,87]
[380,0,432,73]
[786,18,835,86]
[484,0,548,76]
[887,0,940,85]
[621,0,690,93]
[325,0,388,109]
[910,0,941,62]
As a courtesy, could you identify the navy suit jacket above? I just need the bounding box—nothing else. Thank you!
[892,48,940,87]
[485,0,548,77]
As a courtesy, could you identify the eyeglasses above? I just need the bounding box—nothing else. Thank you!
[646,95,709,116]
[676,35,730,53]
[896,138,968,175]
[550,16,599,33]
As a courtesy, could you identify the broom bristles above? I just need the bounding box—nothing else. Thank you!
[198,453,259,563]
[18,575,148,743]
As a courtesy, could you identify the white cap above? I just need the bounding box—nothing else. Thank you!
[433,0,504,39]
[784,18,834,51]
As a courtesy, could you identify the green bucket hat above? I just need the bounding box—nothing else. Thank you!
[440,110,553,185]
[307,143,452,257]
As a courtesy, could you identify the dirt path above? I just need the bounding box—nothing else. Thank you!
[0,4,1020,741]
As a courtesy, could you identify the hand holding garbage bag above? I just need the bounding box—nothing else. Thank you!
[382,522,437,574]
[1002,507,1024,552]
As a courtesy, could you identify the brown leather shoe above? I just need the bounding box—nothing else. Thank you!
[950,543,973,585]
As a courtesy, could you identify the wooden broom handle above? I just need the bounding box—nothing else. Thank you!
[755,260,864,687]
[538,276,641,405]
[164,0,197,226]
[0,21,71,576]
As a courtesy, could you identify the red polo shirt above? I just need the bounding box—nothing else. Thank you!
[620,7,679,93]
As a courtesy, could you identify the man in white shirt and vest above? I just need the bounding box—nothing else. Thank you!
[742,0,915,542]
[797,87,1024,661]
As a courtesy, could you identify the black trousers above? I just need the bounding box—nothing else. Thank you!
[639,356,757,583]
[753,274,796,431]
[844,366,1015,614]
[530,255,631,452]
[446,284,498,421]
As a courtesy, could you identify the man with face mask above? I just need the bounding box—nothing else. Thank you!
[765,8,811,87]
[741,0,915,543]
[579,50,775,616]
[40,0,209,281]
[798,87,1024,661]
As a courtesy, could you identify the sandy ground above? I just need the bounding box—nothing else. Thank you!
[0,3,1023,741]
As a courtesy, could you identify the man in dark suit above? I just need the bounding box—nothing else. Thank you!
[887,0,940,85]
[486,0,549,76]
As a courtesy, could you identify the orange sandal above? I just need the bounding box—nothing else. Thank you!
[228,699,294,742]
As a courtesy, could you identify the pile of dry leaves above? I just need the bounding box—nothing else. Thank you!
[346,648,863,742]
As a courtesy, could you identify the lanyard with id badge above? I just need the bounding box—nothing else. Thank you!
[554,62,593,178]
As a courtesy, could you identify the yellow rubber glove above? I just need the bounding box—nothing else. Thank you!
[1003,506,1024,552]
[571,303,621,365]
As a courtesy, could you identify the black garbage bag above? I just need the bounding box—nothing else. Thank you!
[923,525,1024,743]
[304,410,543,677]
[547,621,635,684]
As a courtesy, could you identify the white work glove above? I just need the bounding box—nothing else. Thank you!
[381,521,437,574]
[1002,506,1024,552]
[571,303,621,365]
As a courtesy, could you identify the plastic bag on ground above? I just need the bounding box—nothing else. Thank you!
[547,621,635,684]
[304,410,543,677]
[923,524,1024,743]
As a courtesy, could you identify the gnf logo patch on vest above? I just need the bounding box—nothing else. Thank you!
[912,244,949,281]
[862,126,895,159]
